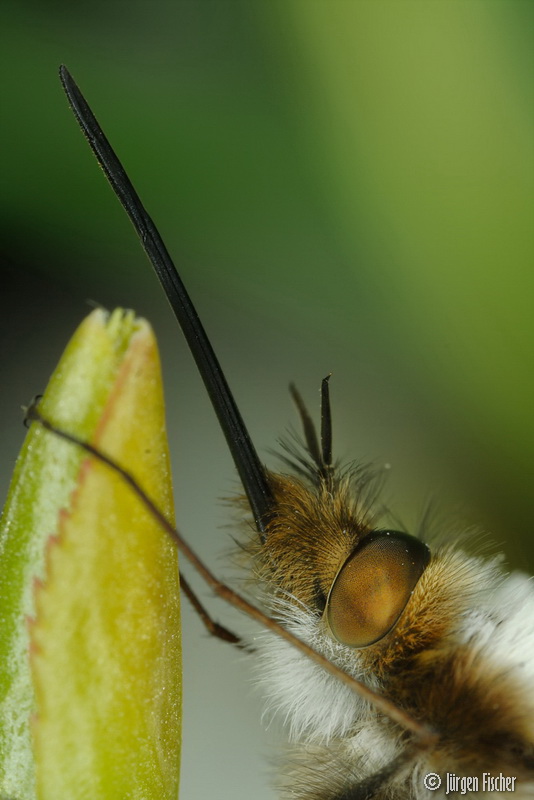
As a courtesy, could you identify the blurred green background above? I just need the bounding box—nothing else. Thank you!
[1,2,533,799]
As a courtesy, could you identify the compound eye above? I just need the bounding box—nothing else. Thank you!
[325,531,430,648]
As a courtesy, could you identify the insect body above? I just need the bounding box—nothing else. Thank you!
[58,67,534,799]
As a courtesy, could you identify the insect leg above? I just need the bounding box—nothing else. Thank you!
[179,571,253,652]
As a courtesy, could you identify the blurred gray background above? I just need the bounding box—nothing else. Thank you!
[1,2,533,798]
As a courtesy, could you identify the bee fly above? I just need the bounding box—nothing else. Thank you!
[43,67,534,799]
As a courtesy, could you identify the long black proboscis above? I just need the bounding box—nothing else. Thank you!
[59,65,274,537]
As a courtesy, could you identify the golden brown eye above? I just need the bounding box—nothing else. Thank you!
[325,531,430,648]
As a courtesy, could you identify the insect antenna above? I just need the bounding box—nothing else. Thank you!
[58,65,274,540]
[320,373,333,469]
[289,373,334,485]
[289,383,322,467]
